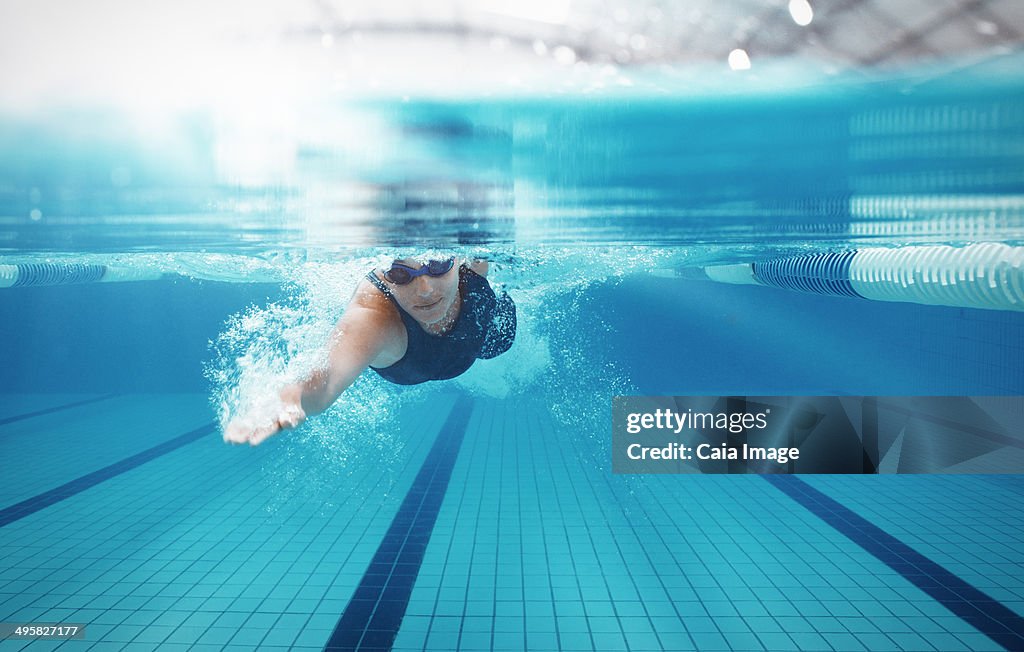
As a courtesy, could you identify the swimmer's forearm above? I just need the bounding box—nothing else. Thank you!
[287,367,354,416]
[287,310,384,417]
[284,372,330,416]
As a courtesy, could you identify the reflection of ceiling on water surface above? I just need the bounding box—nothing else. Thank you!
[1,0,1023,252]
[2,0,1023,107]
[300,0,1023,67]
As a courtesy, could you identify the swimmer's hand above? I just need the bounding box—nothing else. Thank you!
[223,386,306,446]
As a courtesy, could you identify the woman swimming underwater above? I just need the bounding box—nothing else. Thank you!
[224,256,516,446]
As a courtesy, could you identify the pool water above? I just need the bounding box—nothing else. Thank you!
[1,59,1024,651]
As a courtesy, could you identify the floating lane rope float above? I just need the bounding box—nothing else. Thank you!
[655,243,1024,312]
[0,263,163,288]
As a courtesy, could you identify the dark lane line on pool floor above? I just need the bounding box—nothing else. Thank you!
[323,394,473,652]
[0,394,119,427]
[0,422,216,528]
[765,475,1024,652]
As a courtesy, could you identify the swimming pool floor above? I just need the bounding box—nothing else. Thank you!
[0,392,1022,651]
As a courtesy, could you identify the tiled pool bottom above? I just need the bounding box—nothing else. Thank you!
[0,393,1022,651]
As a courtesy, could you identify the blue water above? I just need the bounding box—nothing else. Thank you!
[2,59,1024,651]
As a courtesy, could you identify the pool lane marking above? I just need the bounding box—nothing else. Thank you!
[324,394,473,652]
[0,394,119,427]
[765,475,1024,652]
[0,422,216,528]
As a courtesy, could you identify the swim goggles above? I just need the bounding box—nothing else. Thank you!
[384,258,456,285]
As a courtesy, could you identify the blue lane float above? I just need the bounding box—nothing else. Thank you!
[753,251,860,298]
[0,263,164,288]
[661,243,1024,312]
[10,263,106,287]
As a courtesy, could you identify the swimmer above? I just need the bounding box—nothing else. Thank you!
[223,256,516,446]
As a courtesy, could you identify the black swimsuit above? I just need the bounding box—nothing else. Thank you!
[365,266,517,385]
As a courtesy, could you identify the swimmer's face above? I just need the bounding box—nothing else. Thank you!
[386,258,460,325]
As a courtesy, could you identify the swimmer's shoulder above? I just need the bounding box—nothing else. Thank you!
[350,272,397,313]
[350,272,409,365]
[343,272,403,334]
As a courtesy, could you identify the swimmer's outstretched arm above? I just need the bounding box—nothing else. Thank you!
[223,296,395,446]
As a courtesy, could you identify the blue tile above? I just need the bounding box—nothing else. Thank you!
[721,630,765,651]
[0,422,214,528]
[687,631,730,651]
[492,630,524,649]
[557,630,594,651]
[821,631,867,651]
[456,630,491,649]
[786,631,830,650]
[753,630,798,650]
[767,475,1024,651]
[324,397,473,650]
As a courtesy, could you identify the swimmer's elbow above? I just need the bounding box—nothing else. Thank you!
[469,259,488,277]
[479,292,517,359]
[311,303,393,409]
[324,333,387,400]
